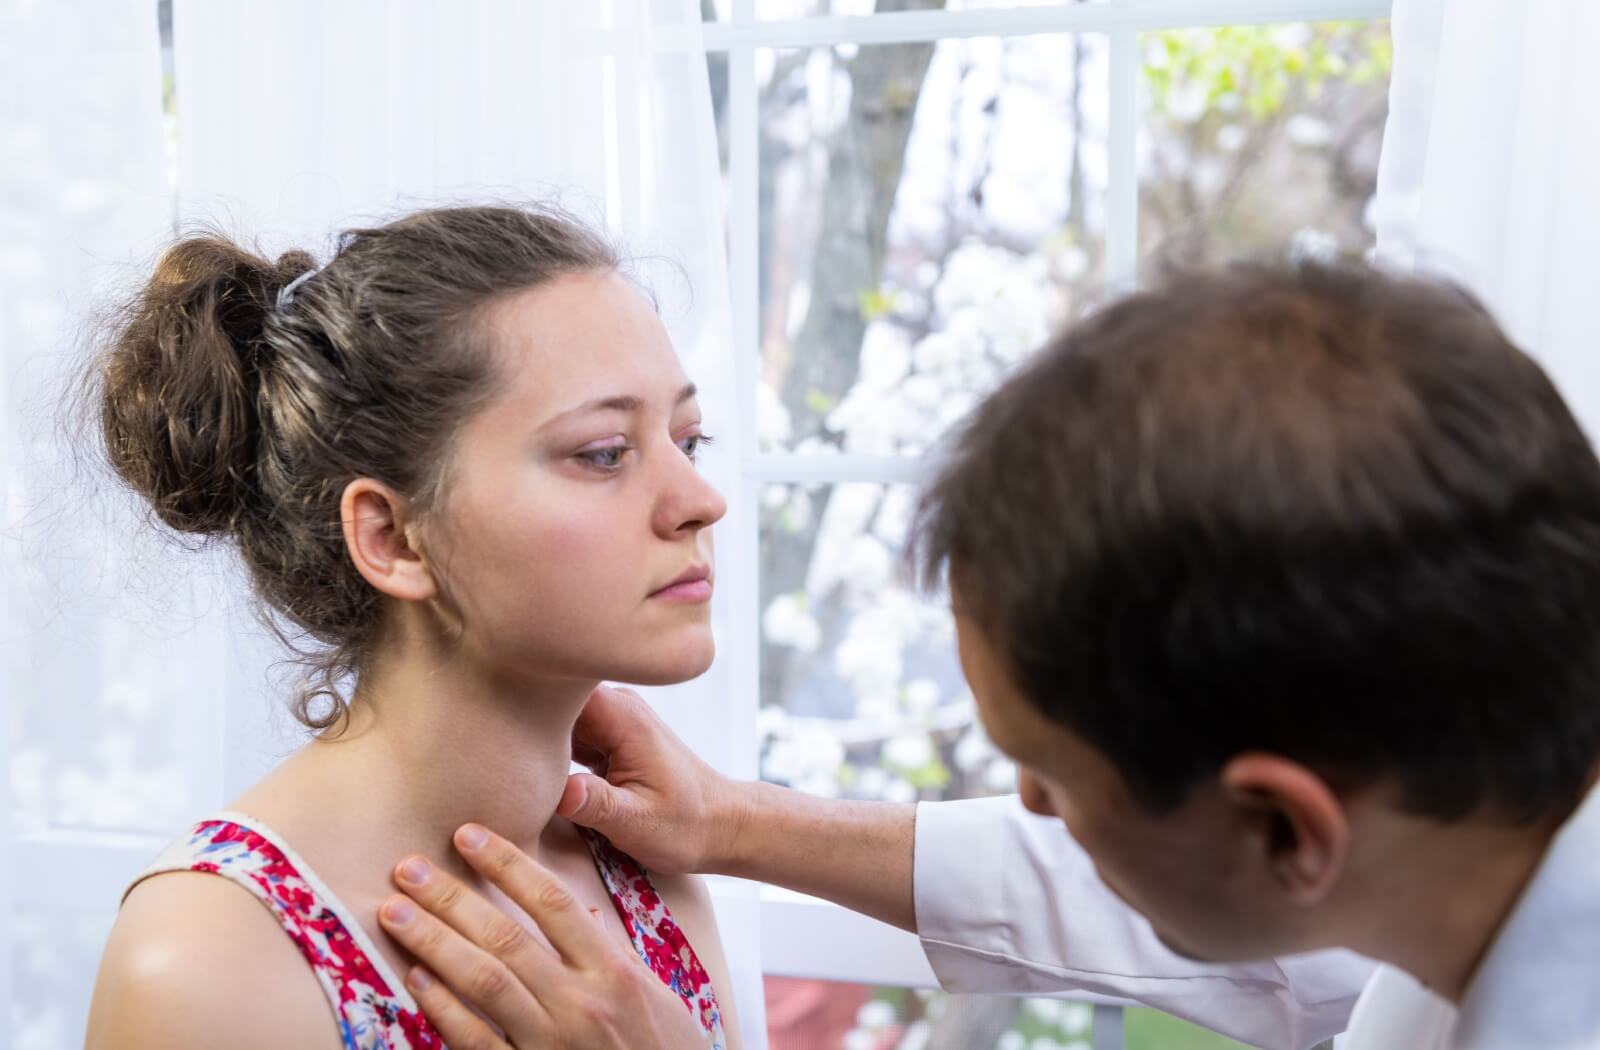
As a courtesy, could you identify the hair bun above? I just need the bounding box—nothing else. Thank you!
[94,236,311,535]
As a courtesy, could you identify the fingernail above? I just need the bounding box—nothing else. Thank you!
[457,824,489,851]
[398,856,432,885]
[408,966,435,992]
[383,897,417,925]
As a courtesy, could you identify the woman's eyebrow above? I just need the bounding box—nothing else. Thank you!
[537,383,698,431]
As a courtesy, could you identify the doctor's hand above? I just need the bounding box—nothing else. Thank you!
[379,823,711,1050]
[558,684,752,875]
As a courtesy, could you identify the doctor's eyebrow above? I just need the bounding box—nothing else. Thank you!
[539,383,698,429]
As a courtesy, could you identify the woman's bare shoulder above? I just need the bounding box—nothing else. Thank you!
[84,871,343,1050]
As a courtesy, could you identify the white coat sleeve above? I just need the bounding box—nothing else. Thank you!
[914,796,1376,1050]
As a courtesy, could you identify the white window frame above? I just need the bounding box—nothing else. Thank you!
[707,0,1392,1003]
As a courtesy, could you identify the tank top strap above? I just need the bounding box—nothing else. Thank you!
[579,828,728,1048]
[125,812,441,1050]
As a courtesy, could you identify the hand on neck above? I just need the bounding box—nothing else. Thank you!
[250,615,610,892]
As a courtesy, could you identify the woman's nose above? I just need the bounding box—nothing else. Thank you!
[655,444,727,536]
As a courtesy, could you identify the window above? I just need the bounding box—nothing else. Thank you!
[704,2,1391,1046]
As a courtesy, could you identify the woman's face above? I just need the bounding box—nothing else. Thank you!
[423,270,726,687]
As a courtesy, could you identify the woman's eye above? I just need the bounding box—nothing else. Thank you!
[680,433,715,462]
[578,445,628,470]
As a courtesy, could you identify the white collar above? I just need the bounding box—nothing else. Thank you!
[1451,781,1600,1048]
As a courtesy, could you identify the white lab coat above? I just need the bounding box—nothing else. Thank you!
[913,782,1600,1049]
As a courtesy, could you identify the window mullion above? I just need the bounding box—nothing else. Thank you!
[728,0,762,787]
[743,453,931,486]
[1107,23,1141,292]
[698,0,1391,52]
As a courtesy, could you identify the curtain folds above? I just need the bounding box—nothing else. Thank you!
[1376,0,1600,433]
[3,1,180,1045]
[172,0,761,1041]
[6,1,757,1044]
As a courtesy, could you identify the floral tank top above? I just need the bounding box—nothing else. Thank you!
[123,811,726,1049]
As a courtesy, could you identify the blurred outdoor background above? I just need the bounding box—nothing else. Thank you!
[710,3,1391,1047]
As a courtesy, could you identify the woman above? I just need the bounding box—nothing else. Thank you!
[82,205,740,1050]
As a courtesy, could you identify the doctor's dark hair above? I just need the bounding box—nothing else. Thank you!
[87,204,618,729]
[912,260,1600,824]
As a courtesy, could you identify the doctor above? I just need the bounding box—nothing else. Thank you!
[379,261,1600,1050]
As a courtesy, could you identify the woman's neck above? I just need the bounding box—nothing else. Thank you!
[235,638,599,893]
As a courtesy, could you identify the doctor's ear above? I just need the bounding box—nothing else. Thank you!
[1220,754,1349,906]
[341,478,437,603]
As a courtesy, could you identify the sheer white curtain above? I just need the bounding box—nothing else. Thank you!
[171,0,746,793]
[172,0,763,1042]
[1376,0,1600,432]
[1,2,210,1048]
[4,1,760,1046]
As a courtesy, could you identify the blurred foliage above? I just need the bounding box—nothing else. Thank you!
[1145,22,1392,120]
[1127,1008,1255,1050]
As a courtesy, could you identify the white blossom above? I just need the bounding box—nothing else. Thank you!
[757,380,792,451]
[883,777,918,804]
[859,322,913,386]
[763,592,822,653]
[1287,114,1332,148]
[913,330,961,375]
[872,485,917,546]
[984,755,1020,794]
[1060,1003,1093,1032]
[904,677,940,714]
[899,1020,933,1050]
[883,733,936,770]
[856,1000,898,1029]
[954,723,998,772]
[856,691,901,727]
[1290,228,1341,263]
[840,534,893,593]
[762,724,845,797]
[1165,79,1210,124]
[854,765,889,799]
[834,621,903,698]
[1056,245,1090,282]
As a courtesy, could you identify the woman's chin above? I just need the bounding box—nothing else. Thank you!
[620,632,716,686]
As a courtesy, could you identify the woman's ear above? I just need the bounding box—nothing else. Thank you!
[340,478,437,603]
[1220,753,1349,906]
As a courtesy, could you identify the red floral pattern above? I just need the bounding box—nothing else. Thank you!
[582,830,727,1047]
[129,814,725,1049]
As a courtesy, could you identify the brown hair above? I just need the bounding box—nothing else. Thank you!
[912,260,1600,823]
[89,204,618,729]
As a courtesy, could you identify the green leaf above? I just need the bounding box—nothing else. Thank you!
[805,389,837,416]
[857,287,897,322]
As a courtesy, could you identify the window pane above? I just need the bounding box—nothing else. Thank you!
[756,34,1109,454]
[745,1,1105,18]
[12,908,116,1050]
[763,978,1257,1049]
[764,978,1098,1049]
[758,482,1016,802]
[1138,20,1393,270]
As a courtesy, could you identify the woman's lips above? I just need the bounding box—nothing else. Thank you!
[649,578,713,603]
